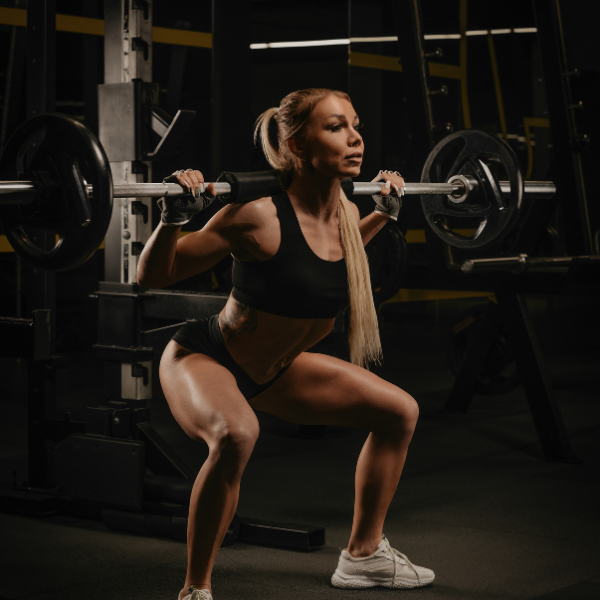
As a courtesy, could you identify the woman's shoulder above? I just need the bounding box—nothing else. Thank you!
[212,196,278,230]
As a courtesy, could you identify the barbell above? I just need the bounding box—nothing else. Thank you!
[0,113,556,271]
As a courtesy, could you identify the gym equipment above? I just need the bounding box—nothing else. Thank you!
[0,114,113,271]
[421,129,523,249]
[447,304,520,396]
[0,115,556,270]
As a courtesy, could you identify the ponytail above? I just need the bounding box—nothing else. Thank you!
[254,107,288,171]
[339,189,382,368]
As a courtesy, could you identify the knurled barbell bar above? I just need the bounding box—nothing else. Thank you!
[0,113,556,271]
[0,178,556,201]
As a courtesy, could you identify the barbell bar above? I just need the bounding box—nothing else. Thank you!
[0,113,559,270]
[0,178,556,204]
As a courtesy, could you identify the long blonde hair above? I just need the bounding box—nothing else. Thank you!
[254,88,382,369]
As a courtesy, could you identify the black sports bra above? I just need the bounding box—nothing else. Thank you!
[231,191,349,319]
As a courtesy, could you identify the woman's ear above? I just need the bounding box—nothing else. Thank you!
[287,137,304,159]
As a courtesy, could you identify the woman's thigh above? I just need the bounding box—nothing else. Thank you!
[250,352,418,432]
[159,340,259,447]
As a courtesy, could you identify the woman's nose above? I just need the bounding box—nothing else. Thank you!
[349,132,362,147]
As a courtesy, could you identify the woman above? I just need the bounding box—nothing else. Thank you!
[138,88,434,600]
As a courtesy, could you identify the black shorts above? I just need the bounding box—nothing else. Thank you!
[171,314,291,400]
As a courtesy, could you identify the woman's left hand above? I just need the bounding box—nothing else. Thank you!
[371,170,406,221]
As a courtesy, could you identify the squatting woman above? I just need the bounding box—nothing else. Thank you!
[138,88,435,600]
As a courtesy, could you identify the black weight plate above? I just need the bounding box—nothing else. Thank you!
[447,303,520,396]
[365,222,407,306]
[0,113,113,271]
[421,130,523,250]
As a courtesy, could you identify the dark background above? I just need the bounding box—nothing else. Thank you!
[0,2,598,600]
[0,0,598,331]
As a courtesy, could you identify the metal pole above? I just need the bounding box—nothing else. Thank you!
[100,0,153,284]
[24,0,56,490]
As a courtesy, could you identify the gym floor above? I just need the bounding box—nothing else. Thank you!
[1,296,599,600]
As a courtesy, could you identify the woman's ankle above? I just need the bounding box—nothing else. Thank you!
[346,536,382,558]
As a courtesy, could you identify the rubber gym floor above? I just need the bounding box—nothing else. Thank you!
[1,295,598,600]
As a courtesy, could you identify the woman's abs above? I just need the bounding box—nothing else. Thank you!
[218,296,335,384]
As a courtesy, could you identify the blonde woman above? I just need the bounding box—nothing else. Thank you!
[138,88,434,600]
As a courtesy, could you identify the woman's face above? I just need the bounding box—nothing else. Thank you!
[295,95,364,179]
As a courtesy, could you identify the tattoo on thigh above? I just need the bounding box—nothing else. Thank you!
[222,302,258,345]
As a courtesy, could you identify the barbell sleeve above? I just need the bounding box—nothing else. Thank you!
[505,181,556,200]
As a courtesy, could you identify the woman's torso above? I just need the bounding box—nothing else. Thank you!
[215,191,349,384]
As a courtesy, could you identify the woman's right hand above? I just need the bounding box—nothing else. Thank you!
[167,169,216,198]
[157,169,218,226]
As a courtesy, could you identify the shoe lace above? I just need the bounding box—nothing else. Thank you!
[187,587,212,600]
[381,534,422,586]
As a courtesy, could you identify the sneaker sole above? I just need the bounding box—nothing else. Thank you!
[331,570,434,590]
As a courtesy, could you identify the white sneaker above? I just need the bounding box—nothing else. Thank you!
[178,586,213,600]
[331,534,435,589]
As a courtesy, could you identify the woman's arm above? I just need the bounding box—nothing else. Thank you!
[137,210,237,289]
[359,211,391,246]
[137,169,236,289]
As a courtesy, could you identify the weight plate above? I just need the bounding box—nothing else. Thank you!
[447,303,520,396]
[0,113,113,271]
[421,130,523,249]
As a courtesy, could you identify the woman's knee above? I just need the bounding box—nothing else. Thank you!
[376,390,419,436]
[206,417,260,463]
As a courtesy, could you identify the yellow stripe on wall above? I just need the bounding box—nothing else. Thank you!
[405,229,426,244]
[349,51,402,72]
[428,61,462,80]
[0,6,26,26]
[349,51,463,80]
[153,26,212,49]
[0,7,213,48]
[56,13,104,35]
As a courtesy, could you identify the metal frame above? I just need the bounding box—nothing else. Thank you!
[0,0,325,552]
[386,0,589,463]
[441,292,579,463]
[100,0,153,286]
[532,0,592,256]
